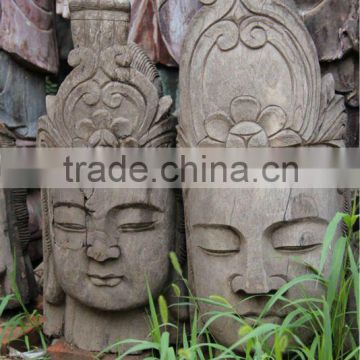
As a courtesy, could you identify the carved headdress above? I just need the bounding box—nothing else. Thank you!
[37,0,181,341]
[38,0,175,149]
[178,0,346,148]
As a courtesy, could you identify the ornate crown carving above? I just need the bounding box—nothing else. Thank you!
[39,0,175,149]
[178,0,347,148]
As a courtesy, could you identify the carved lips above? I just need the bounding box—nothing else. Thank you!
[87,273,124,287]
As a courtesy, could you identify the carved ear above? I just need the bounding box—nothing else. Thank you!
[38,99,64,304]
[42,188,65,337]
[42,189,65,306]
[44,257,65,305]
[39,100,66,335]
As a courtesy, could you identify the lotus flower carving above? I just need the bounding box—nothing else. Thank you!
[75,109,138,147]
[202,96,302,148]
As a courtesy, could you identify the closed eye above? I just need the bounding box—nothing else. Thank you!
[193,224,241,257]
[198,247,239,256]
[54,222,86,233]
[271,220,326,253]
[118,221,156,233]
[275,244,321,252]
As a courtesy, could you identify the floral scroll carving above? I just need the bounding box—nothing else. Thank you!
[179,0,346,148]
[202,96,300,148]
[75,109,138,147]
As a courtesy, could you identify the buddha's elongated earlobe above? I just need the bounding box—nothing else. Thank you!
[41,187,65,337]
[44,255,64,305]
[38,109,65,306]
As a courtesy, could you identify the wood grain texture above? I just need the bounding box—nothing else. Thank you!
[0,124,37,309]
[0,0,58,73]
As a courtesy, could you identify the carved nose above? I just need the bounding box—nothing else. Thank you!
[86,232,120,262]
[231,275,286,295]
[231,274,269,295]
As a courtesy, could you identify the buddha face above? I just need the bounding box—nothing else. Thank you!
[185,188,342,348]
[49,188,175,311]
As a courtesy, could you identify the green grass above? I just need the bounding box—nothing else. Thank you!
[98,195,359,360]
[0,254,47,355]
[1,197,358,360]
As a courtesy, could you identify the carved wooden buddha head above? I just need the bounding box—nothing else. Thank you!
[179,0,347,349]
[38,0,180,351]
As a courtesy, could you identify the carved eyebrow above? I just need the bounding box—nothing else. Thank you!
[82,202,163,214]
[286,216,328,224]
[193,223,239,233]
[193,223,230,228]
[266,216,328,233]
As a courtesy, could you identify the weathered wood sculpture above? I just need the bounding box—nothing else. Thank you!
[294,0,359,146]
[0,0,58,138]
[0,125,37,308]
[0,0,58,73]
[38,0,179,353]
[179,0,347,350]
[157,0,202,64]
[0,0,57,310]
[56,0,178,66]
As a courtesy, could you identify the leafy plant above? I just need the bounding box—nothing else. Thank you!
[98,194,359,360]
[45,76,59,96]
[2,197,358,359]
[0,254,47,355]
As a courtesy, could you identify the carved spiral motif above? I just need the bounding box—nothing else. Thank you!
[239,17,268,49]
[102,83,125,109]
[82,81,101,106]
[62,80,101,138]
[101,47,131,82]
[212,20,240,51]
[68,48,97,75]
[48,35,172,147]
